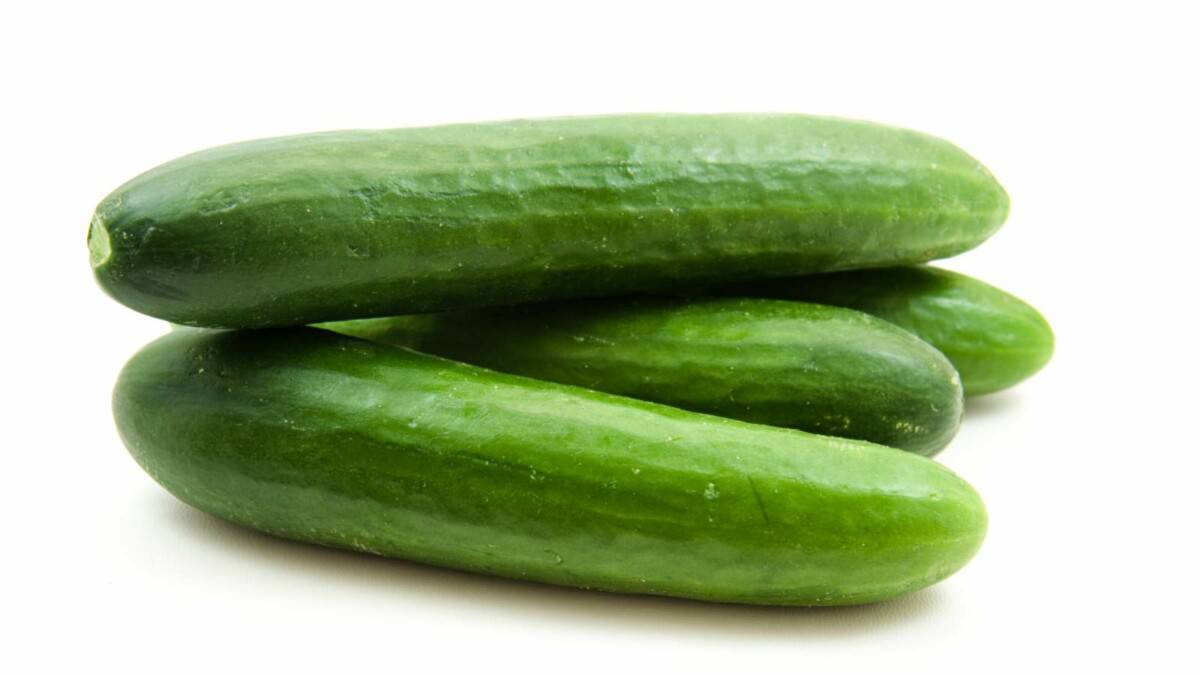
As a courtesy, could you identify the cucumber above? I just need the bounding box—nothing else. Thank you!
[89,114,1009,328]
[321,297,963,455]
[114,328,987,606]
[727,266,1054,395]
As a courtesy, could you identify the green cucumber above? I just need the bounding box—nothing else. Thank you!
[90,114,1008,328]
[727,266,1054,396]
[321,297,963,455]
[115,328,987,606]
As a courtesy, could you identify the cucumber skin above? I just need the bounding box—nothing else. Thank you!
[114,328,987,606]
[728,266,1054,396]
[89,114,1009,328]
[321,297,964,455]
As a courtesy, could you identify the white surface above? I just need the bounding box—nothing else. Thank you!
[5,1,1198,672]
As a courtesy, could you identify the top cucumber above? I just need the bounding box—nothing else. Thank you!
[89,114,1009,328]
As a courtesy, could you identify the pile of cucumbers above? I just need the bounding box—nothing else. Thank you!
[93,114,1052,606]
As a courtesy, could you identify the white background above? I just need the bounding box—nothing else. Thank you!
[5,1,1197,672]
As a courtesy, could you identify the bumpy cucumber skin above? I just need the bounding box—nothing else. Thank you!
[90,114,1009,328]
[321,297,964,455]
[729,266,1054,396]
[114,328,987,606]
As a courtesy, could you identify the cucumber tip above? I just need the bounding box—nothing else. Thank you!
[88,214,112,269]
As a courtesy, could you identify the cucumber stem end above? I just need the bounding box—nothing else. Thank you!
[88,215,111,269]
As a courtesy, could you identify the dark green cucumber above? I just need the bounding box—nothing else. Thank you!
[727,266,1054,396]
[90,114,1008,328]
[115,328,987,606]
[321,297,963,455]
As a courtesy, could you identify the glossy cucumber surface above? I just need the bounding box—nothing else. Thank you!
[728,266,1053,395]
[90,114,1008,328]
[114,328,987,606]
[322,297,963,454]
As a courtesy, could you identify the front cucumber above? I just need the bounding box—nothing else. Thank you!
[90,114,1008,328]
[114,328,987,606]
[321,297,964,455]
